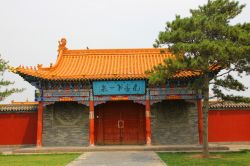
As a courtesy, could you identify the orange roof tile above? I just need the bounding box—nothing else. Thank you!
[0,101,38,112]
[13,37,215,81]
[11,101,38,105]
[209,101,250,109]
[14,48,202,80]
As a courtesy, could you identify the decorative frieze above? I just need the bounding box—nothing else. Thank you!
[35,81,202,105]
[149,87,196,96]
[43,89,89,97]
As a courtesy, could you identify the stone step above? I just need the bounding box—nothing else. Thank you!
[12,145,229,154]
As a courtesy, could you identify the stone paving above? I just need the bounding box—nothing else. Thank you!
[66,151,166,166]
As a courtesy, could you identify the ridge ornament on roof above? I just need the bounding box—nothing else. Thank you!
[58,38,68,53]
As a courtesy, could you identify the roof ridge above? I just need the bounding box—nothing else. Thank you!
[62,52,169,56]
[64,48,165,51]
[62,48,167,54]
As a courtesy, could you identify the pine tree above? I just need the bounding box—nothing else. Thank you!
[149,0,250,157]
[0,56,23,101]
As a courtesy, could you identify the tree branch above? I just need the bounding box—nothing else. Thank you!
[215,68,236,78]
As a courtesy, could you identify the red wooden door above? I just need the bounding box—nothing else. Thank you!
[95,101,145,145]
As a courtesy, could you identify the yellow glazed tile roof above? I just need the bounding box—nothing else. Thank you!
[209,101,250,109]
[14,48,204,80]
[0,101,38,112]
[14,38,216,81]
[14,48,212,80]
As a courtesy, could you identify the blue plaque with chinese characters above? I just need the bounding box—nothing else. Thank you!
[93,80,146,95]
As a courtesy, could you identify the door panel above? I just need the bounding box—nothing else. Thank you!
[95,101,146,145]
[105,102,122,144]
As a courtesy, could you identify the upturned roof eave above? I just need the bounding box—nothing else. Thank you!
[16,70,201,83]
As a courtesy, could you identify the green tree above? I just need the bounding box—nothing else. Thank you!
[0,56,23,101]
[149,0,250,157]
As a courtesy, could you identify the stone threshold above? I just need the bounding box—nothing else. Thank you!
[11,145,229,154]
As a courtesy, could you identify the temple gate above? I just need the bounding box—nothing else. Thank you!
[13,38,204,147]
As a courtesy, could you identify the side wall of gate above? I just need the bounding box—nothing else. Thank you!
[42,102,89,146]
[151,100,199,145]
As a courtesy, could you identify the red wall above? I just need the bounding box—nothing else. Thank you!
[208,110,250,142]
[0,113,37,145]
[1,109,250,145]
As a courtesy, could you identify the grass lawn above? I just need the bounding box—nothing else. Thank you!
[158,150,250,166]
[0,153,81,166]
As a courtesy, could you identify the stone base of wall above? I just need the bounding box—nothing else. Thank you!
[42,102,89,146]
[151,100,198,145]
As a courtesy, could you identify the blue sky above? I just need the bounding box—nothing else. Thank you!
[0,0,249,103]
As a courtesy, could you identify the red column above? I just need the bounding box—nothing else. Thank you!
[145,90,152,145]
[36,101,43,147]
[197,99,203,144]
[89,95,95,146]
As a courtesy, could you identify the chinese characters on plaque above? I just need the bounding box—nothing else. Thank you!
[93,80,146,95]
